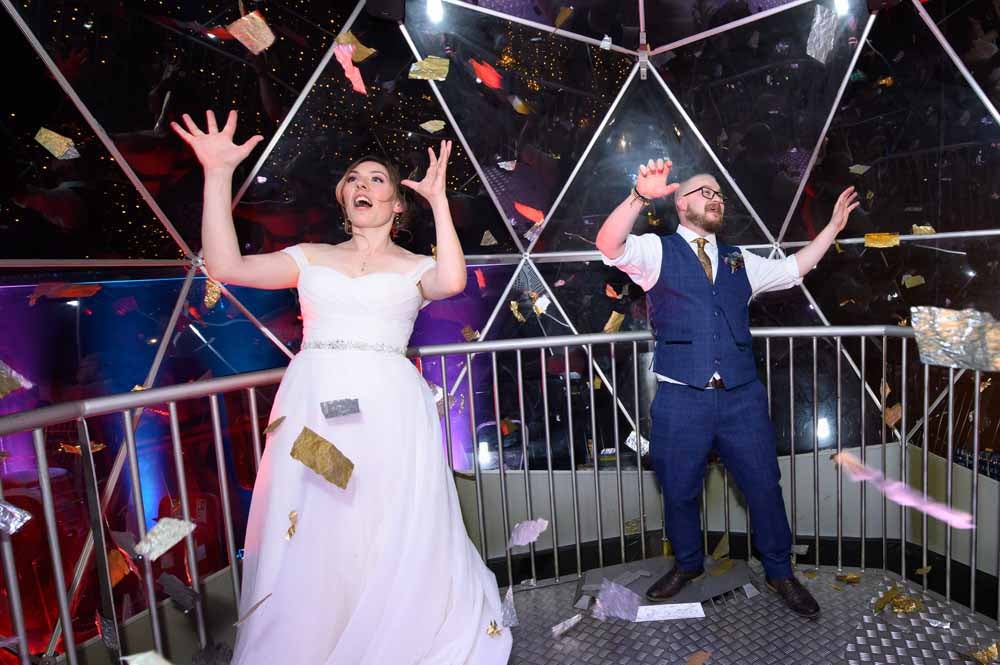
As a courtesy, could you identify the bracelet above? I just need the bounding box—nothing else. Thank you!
[630,187,652,207]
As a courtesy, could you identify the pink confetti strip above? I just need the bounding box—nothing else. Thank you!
[832,452,974,529]
[334,44,367,95]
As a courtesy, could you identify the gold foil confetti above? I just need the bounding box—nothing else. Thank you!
[290,428,354,489]
[836,573,861,584]
[509,95,533,115]
[686,650,712,665]
[286,510,298,540]
[593,377,603,390]
[234,592,272,627]
[864,232,900,248]
[890,594,922,613]
[263,416,286,435]
[831,583,845,591]
[334,31,376,62]
[709,559,735,577]
[603,311,625,333]
[802,570,818,579]
[481,230,498,246]
[902,274,926,289]
[419,119,446,133]
[877,75,895,86]
[134,517,196,561]
[227,10,275,55]
[834,240,844,254]
[409,56,450,81]
[554,6,574,28]
[981,377,992,393]
[510,301,526,323]
[911,224,936,235]
[710,532,729,560]
[873,586,901,613]
[486,620,503,637]
[131,385,147,392]
[58,441,107,454]
[848,164,871,175]
[461,325,480,342]
[0,360,33,399]
[34,127,80,159]
[884,403,902,427]
[911,306,1000,372]
[28,282,101,305]
[967,641,1000,665]
[662,540,673,558]
[915,565,932,575]
[203,280,222,309]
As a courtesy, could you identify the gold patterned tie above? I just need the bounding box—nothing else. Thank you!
[693,238,713,283]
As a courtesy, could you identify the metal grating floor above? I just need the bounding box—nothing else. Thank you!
[506,564,1000,664]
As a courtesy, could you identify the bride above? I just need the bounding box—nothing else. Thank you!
[171,110,512,665]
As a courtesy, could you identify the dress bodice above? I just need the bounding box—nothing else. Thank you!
[281,244,436,352]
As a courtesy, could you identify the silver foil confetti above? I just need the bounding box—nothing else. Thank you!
[911,307,1000,372]
[500,586,519,627]
[508,518,548,548]
[574,594,593,610]
[551,613,583,638]
[0,501,32,535]
[593,579,642,622]
[320,398,361,419]
[134,518,195,562]
[624,430,650,457]
[806,4,838,65]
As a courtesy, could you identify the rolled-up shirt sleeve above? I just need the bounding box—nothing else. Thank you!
[741,250,803,298]
[600,233,663,292]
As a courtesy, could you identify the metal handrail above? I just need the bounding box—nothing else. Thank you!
[0,326,913,436]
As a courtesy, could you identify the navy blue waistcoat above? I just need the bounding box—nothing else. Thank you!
[646,233,757,388]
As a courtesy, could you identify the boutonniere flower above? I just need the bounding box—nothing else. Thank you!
[723,250,745,273]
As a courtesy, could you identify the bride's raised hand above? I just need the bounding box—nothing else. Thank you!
[171,110,264,173]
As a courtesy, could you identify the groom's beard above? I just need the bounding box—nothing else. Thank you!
[685,205,724,234]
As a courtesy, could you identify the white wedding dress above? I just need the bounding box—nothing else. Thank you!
[230,244,512,665]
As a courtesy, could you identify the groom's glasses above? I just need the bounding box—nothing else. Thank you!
[682,186,725,202]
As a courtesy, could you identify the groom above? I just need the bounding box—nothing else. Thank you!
[596,159,858,618]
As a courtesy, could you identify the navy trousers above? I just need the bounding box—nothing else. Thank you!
[649,379,794,580]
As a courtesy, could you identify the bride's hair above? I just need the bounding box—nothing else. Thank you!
[334,155,414,236]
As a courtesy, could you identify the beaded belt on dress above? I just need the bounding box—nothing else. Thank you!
[301,339,406,355]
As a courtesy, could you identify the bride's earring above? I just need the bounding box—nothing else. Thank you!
[343,217,353,234]
[391,213,401,237]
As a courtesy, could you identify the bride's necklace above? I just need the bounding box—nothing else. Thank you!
[357,241,391,274]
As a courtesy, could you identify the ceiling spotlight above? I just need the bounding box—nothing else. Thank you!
[834,0,849,15]
[427,0,444,23]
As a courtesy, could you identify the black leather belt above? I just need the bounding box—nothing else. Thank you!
[706,376,726,389]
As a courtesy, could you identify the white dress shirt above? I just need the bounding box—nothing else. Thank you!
[601,226,803,386]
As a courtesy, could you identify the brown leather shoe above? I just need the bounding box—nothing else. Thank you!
[767,576,820,618]
[645,566,703,602]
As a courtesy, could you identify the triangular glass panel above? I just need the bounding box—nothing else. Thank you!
[152,276,290,387]
[789,234,998,326]
[482,262,573,340]
[5,0,358,254]
[238,10,517,256]
[533,75,773,253]
[450,0,642,49]
[2,18,184,259]
[783,1,1000,242]
[0,267,190,426]
[404,0,634,250]
[925,0,1000,120]
[657,0,870,237]
[645,0,816,50]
